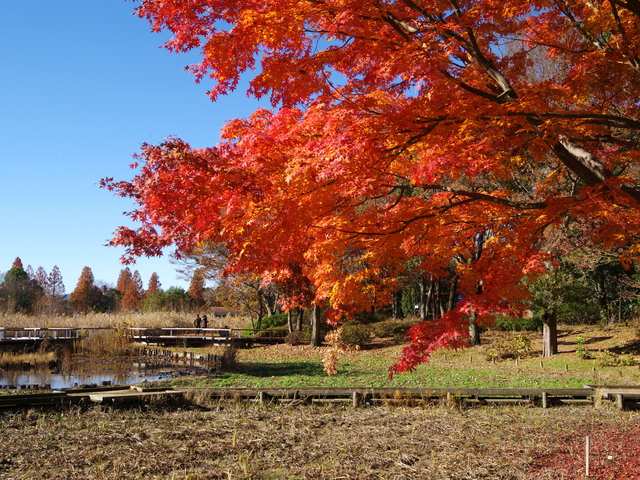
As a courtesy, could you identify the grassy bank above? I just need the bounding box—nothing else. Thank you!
[154,323,640,390]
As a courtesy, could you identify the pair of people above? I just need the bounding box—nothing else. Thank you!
[193,314,208,329]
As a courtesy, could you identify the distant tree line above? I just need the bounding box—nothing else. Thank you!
[0,257,216,315]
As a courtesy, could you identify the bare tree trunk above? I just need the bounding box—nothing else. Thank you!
[296,307,303,331]
[310,305,322,347]
[468,311,481,346]
[542,310,558,357]
[392,290,402,319]
[436,278,446,317]
[420,276,432,321]
[287,310,293,333]
[447,274,458,312]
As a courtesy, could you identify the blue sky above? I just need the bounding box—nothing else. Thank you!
[0,1,261,292]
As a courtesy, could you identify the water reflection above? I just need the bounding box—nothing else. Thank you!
[0,360,205,390]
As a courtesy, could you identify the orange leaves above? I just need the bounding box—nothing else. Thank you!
[106,0,640,370]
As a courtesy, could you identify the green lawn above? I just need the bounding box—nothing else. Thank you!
[162,324,640,389]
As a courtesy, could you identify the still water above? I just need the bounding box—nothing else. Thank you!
[0,361,206,390]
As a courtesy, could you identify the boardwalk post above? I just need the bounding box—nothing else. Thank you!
[585,436,590,479]
[542,391,548,409]
[615,393,624,410]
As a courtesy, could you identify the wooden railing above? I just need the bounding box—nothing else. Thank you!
[0,327,110,342]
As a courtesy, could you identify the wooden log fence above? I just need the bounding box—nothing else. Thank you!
[0,385,639,410]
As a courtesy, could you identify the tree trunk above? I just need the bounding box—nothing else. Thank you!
[542,310,558,357]
[392,290,402,319]
[287,310,293,333]
[447,274,458,312]
[468,311,481,346]
[296,307,304,331]
[420,276,432,321]
[310,305,322,347]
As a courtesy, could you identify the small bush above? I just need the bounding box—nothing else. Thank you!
[576,336,593,359]
[393,320,419,344]
[285,330,306,346]
[594,350,636,367]
[340,324,372,348]
[259,313,289,329]
[485,334,532,361]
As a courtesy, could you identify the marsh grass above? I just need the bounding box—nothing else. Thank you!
[75,329,138,357]
[0,351,56,368]
[0,311,249,329]
[0,404,638,479]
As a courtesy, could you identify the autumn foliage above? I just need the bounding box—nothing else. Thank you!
[104,1,640,372]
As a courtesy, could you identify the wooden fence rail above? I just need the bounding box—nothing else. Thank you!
[1,385,639,410]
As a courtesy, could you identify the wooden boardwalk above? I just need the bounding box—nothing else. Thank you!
[126,327,286,347]
[0,327,107,350]
[0,327,286,349]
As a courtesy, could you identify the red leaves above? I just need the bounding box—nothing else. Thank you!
[107,0,640,370]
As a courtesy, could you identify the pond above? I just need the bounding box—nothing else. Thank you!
[0,359,207,390]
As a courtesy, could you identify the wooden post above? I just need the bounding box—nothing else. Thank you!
[585,436,590,479]
[615,394,624,410]
[542,391,548,409]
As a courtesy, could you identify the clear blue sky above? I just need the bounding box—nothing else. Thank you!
[0,1,261,292]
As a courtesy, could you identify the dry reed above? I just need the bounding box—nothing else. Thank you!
[0,311,249,329]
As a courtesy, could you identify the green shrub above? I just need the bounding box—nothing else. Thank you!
[576,336,593,359]
[259,313,289,329]
[495,316,543,332]
[393,320,419,344]
[243,313,289,336]
[340,324,372,348]
[485,334,532,361]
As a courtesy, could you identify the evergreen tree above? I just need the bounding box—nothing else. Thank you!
[0,258,41,313]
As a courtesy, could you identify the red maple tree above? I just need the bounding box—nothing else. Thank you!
[104,1,640,372]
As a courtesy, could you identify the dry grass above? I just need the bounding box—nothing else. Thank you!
[0,403,638,479]
[0,311,249,329]
[0,351,56,368]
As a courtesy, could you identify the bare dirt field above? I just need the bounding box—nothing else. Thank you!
[0,402,638,479]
